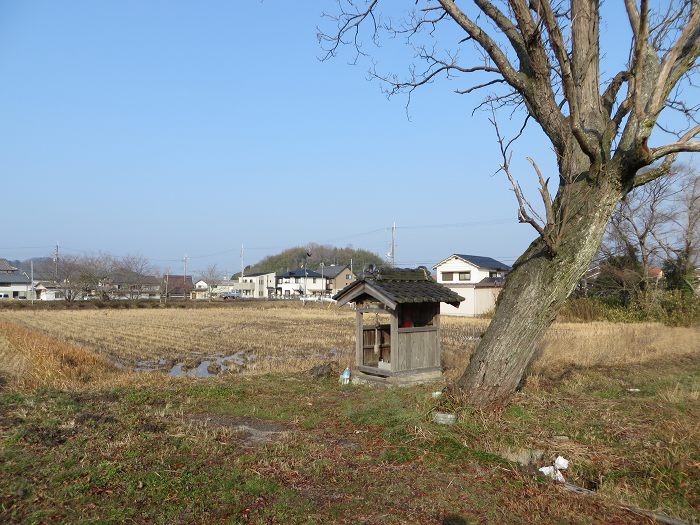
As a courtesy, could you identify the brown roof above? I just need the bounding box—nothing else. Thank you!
[334,266,464,308]
[164,275,194,294]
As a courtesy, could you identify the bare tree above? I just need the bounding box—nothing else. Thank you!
[658,165,700,293]
[198,264,222,301]
[112,254,154,299]
[57,254,113,302]
[594,166,683,296]
[320,0,700,405]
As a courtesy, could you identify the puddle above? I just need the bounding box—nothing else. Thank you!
[135,357,173,372]
[169,352,255,378]
[133,347,346,379]
[131,351,256,378]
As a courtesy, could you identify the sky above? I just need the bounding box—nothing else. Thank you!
[0,1,695,277]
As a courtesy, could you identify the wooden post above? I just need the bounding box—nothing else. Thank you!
[434,304,441,368]
[390,307,399,373]
[355,309,363,367]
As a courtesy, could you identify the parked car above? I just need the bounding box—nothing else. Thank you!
[221,291,241,300]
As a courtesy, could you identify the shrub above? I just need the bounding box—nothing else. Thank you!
[559,291,699,326]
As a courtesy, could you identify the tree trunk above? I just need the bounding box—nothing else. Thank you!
[457,162,624,406]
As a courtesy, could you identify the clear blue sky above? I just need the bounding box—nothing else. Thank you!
[0,1,692,276]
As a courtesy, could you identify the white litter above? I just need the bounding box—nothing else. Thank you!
[538,455,569,483]
[627,388,641,392]
[339,367,351,385]
[554,456,569,470]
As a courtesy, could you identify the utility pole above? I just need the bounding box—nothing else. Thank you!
[30,261,34,304]
[53,242,59,281]
[240,244,244,278]
[350,258,353,275]
[320,262,325,298]
[183,255,188,301]
[164,270,169,305]
[391,221,396,267]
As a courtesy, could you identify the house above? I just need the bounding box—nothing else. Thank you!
[34,281,64,301]
[210,279,239,297]
[192,280,210,300]
[0,259,32,299]
[319,264,355,296]
[163,274,193,298]
[433,254,511,317]
[105,272,161,299]
[276,269,326,298]
[239,272,276,299]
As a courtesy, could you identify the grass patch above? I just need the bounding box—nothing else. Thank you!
[0,306,698,523]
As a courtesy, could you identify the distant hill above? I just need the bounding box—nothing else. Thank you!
[14,258,56,280]
[235,244,384,278]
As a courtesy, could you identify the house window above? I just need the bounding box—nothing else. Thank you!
[312,278,316,283]
[441,272,453,281]
[284,289,290,296]
[458,272,471,281]
[295,277,300,283]
[489,271,502,278]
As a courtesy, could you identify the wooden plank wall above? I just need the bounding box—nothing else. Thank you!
[396,329,440,371]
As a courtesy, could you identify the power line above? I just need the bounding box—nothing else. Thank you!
[2,216,521,267]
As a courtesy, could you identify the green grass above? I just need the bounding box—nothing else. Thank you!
[1,362,698,524]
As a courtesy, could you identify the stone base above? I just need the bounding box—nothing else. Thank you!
[351,368,443,387]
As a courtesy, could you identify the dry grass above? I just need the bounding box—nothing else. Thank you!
[0,304,356,377]
[440,317,699,381]
[0,321,126,390]
[1,305,697,383]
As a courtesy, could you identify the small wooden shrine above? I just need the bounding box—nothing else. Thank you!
[333,266,464,386]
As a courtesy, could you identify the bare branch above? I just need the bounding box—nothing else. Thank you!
[651,4,700,114]
[317,0,379,63]
[455,78,506,94]
[536,0,601,163]
[369,48,501,100]
[490,106,557,254]
[625,0,641,39]
[650,124,700,161]
[436,0,525,92]
[527,156,556,229]
[602,71,630,115]
[632,0,650,118]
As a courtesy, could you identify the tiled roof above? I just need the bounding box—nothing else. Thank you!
[0,259,18,272]
[164,275,193,294]
[475,276,506,288]
[454,254,511,271]
[0,273,31,284]
[318,265,349,279]
[241,271,275,278]
[277,269,323,279]
[334,266,464,307]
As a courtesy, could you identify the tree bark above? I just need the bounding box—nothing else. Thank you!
[457,157,624,406]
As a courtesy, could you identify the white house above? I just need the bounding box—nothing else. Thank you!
[0,259,31,300]
[34,281,64,301]
[210,279,239,297]
[276,269,327,298]
[433,254,510,316]
[239,272,276,299]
